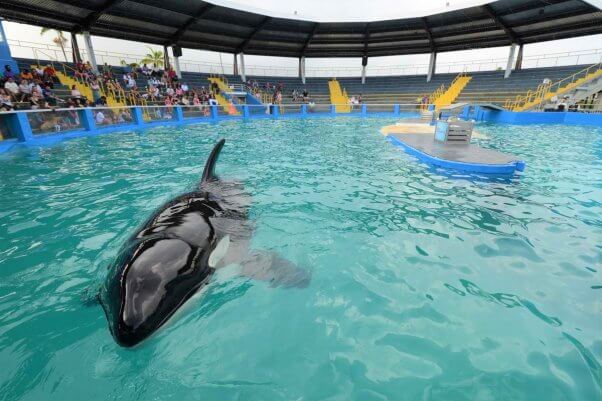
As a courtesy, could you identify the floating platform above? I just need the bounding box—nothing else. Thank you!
[386,132,525,174]
[380,121,488,139]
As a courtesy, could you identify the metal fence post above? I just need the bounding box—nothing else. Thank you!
[330,105,336,115]
[361,104,367,116]
[393,104,400,115]
[301,104,307,117]
[243,105,250,120]
[272,105,280,119]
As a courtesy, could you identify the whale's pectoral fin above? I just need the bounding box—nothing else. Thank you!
[240,251,311,289]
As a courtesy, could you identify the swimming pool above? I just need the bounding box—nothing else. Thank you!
[1,117,600,401]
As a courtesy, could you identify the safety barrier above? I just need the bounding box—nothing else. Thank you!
[0,104,423,153]
[3,103,601,154]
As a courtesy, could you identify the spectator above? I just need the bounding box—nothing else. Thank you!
[42,85,59,106]
[70,85,82,100]
[4,77,19,101]
[90,80,101,102]
[3,65,15,80]
[20,69,33,81]
[33,65,44,78]
[0,89,14,111]
[116,109,132,123]
[43,65,56,81]
[95,110,110,125]
[95,96,108,107]
[18,79,32,101]
[141,64,151,77]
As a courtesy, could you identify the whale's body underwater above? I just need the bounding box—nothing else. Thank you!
[99,139,309,347]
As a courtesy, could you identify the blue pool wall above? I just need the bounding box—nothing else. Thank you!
[1,104,601,154]
[464,105,602,126]
[0,104,417,154]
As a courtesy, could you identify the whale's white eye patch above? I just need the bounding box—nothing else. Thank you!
[208,235,230,268]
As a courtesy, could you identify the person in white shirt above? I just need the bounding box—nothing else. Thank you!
[28,81,42,94]
[95,111,109,125]
[70,85,82,99]
[19,80,31,97]
[165,86,175,96]
[4,78,19,100]
[181,83,189,92]
[127,76,136,89]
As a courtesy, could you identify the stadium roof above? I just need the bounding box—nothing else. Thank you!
[0,0,601,58]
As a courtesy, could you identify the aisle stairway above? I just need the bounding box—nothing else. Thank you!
[328,79,350,112]
[207,76,240,115]
[504,63,602,111]
[433,72,471,109]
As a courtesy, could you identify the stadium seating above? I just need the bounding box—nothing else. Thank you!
[11,57,596,109]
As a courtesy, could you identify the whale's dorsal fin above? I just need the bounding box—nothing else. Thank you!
[201,139,226,183]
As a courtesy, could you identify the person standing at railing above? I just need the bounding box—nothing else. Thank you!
[90,80,101,102]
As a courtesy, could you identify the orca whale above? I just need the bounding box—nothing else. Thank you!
[99,139,310,347]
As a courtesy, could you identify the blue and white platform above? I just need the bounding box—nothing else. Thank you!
[386,120,526,175]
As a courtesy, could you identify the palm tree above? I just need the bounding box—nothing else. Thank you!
[40,28,69,62]
[139,47,164,68]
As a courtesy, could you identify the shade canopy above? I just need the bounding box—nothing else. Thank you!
[1,0,600,58]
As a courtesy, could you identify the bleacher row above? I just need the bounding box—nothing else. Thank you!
[12,58,592,108]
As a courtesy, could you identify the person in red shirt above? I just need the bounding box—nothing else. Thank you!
[43,65,56,82]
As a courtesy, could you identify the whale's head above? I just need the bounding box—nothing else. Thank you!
[100,198,227,347]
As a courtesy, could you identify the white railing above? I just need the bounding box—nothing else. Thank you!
[8,39,602,77]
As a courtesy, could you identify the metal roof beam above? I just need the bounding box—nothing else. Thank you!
[81,0,125,29]
[299,23,319,56]
[421,17,435,51]
[237,16,272,53]
[363,23,370,56]
[482,4,521,44]
[170,3,214,44]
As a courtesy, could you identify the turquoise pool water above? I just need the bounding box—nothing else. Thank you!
[0,118,600,401]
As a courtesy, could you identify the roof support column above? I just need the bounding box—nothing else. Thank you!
[239,52,246,82]
[515,43,524,71]
[71,32,82,64]
[82,31,98,73]
[361,56,368,84]
[163,45,171,71]
[233,53,238,76]
[505,43,517,79]
[427,51,436,82]
[299,56,306,84]
[172,52,181,79]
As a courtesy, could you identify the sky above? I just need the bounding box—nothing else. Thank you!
[2,0,602,76]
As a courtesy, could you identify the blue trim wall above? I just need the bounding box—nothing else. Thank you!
[0,105,420,154]
[467,106,602,126]
[2,103,601,155]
